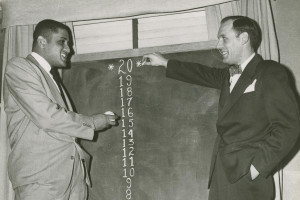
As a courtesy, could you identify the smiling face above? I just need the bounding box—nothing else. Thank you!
[217,19,243,66]
[43,28,70,68]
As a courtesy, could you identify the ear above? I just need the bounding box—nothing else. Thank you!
[37,36,47,48]
[240,32,249,45]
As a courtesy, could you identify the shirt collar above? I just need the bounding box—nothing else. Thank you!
[240,53,255,72]
[31,52,52,73]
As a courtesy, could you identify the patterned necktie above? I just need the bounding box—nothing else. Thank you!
[229,65,242,77]
[50,68,68,107]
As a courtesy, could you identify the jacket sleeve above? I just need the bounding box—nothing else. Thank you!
[5,57,95,140]
[166,59,228,89]
[252,61,300,177]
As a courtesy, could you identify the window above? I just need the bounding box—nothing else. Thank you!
[74,20,133,54]
[72,10,208,55]
[138,10,208,48]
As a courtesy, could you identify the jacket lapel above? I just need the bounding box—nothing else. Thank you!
[218,54,262,121]
[26,54,68,109]
[219,75,230,111]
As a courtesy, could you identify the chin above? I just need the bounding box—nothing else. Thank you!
[59,61,68,67]
[222,59,230,65]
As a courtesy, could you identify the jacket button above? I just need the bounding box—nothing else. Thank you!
[71,156,75,160]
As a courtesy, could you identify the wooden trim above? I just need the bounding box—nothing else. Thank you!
[71,40,217,63]
[132,19,138,49]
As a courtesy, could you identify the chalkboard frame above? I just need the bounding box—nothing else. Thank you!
[71,40,217,63]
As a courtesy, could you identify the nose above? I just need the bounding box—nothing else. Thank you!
[64,43,70,53]
[216,39,223,50]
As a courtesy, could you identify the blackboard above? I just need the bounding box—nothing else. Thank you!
[63,49,226,200]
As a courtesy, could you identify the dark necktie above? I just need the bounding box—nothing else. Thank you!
[229,65,242,77]
[50,68,68,107]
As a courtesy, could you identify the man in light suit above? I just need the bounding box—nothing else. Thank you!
[4,19,119,200]
[143,16,300,200]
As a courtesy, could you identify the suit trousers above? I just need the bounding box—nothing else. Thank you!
[208,153,275,200]
[14,151,87,200]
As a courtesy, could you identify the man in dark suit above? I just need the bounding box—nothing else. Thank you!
[143,16,300,200]
[4,19,118,200]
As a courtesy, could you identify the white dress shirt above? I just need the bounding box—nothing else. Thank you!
[229,53,255,93]
[31,52,60,92]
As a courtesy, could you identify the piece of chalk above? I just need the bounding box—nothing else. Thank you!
[104,111,114,115]
[105,111,115,122]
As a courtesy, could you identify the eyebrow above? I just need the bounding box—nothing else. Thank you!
[58,36,69,41]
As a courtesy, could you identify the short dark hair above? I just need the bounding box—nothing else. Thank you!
[33,19,69,47]
[221,16,262,52]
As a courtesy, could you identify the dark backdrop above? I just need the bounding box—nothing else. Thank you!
[63,49,226,200]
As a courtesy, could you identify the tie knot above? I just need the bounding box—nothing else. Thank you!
[50,68,61,83]
[50,68,58,75]
[229,65,242,77]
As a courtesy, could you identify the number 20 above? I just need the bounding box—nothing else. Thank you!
[118,59,133,75]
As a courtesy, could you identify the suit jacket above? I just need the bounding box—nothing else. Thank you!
[4,55,95,191]
[166,54,300,185]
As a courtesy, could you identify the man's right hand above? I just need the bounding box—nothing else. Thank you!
[92,113,119,131]
[142,52,168,68]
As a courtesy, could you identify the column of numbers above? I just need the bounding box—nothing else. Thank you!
[119,59,135,200]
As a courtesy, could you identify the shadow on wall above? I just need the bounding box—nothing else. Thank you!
[275,65,300,173]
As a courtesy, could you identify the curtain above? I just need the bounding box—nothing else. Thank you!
[2,0,234,28]
[0,25,34,200]
[205,2,241,41]
[240,0,279,61]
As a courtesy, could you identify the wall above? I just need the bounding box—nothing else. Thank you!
[271,0,300,199]
[0,0,299,199]
[271,0,300,88]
